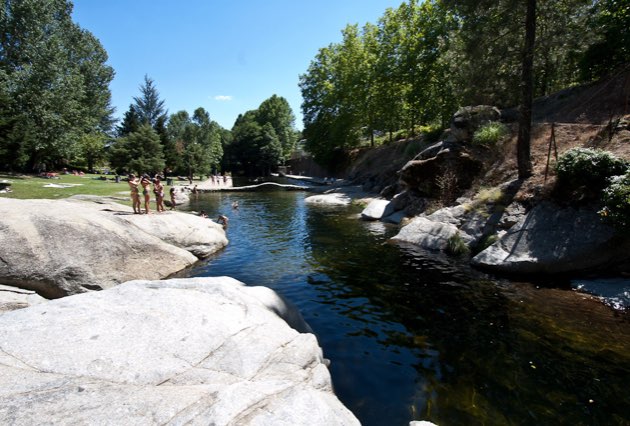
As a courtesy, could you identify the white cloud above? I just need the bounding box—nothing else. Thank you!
[213,95,233,101]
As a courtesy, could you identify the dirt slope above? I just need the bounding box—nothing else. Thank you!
[347,69,630,202]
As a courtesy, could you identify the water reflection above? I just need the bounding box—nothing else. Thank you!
[183,190,630,426]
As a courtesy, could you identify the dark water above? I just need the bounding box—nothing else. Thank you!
[183,187,630,426]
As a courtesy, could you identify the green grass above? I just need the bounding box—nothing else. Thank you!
[0,173,132,202]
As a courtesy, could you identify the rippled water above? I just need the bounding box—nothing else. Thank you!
[182,187,630,426]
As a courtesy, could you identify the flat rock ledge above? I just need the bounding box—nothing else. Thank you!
[0,198,228,299]
[0,277,359,425]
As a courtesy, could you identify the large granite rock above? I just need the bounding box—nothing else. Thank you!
[0,198,228,298]
[390,216,459,251]
[0,284,46,314]
[472,202,630,274]
[399,146,483,197]
[448,105,501,142]
[361,199,395,221]
[304,193,352,206]
[0,277,359,425]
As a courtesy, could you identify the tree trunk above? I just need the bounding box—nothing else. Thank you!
[517,0,536,180]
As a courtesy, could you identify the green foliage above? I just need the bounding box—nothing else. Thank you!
[257,95,298,162]
[0,0,114,171]
[472,122,509,146]
[446,232,470,257]
[76,132,107,171]
[600,171,630,230]
[556,148,628,191]
[299,0,604,170]
[226,96,297,175]
[166,108,224,178]
[579,0,630,81]
[133,75,167,128]
[419,123,444,144]
[109,124,165,175]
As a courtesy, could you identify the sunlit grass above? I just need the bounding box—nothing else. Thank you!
[0,173,130,201]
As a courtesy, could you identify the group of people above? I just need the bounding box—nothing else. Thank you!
[127,174,176,214]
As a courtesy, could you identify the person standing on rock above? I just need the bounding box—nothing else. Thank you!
[153,176,165,213]
[140,174,152,214]
[169,187,177,210]
[127,174,141,214]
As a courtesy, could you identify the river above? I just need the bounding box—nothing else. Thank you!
[181,185,630,426]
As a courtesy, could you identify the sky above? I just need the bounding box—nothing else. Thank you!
[71,0,404,131]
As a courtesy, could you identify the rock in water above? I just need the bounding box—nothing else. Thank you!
[472,202,630,274]
[0,277,359,425]
[0,198,227,298]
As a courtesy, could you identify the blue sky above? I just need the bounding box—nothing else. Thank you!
[71,0,403,131]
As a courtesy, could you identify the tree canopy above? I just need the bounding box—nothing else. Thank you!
[300,0,626,170]
[0,0,114,171]
[224,95,298,176]
[165,107,224,179]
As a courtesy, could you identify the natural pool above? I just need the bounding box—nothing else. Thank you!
[182,187,630,426]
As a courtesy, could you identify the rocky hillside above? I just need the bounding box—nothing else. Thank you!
[345,70,630,276]
[347,69,630,205]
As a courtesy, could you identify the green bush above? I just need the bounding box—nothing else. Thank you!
[472,122,509,146]
[600,171,630,230]
[446,232,470,257]
[419,123,444,144]
[556,148,628,191]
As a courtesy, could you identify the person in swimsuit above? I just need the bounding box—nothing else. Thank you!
[169,187,177,210]
[140,174,152,214]
[217,214,229,228]
[127,174,141,214]
[153,176,165,212]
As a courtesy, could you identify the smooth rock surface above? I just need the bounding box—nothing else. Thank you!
[0,198,227,298]
[304,193,352,206]
[361,199,395,221]
[0,277,359,425]
[472,202,630,274]
[0,285,46,313]
[391,216,459,251]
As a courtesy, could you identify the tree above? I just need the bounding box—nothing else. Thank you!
[0,0,114,171]
[117,105,141,137]
[517,0,536,179]
[109,124,165,175]
[166,108,224,179]
[228,109,284,176]
[77,132,107,172]
[256,95,298,161]
[133,75,167,128]
[579,0,630,81]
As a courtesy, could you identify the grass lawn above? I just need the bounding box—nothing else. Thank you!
[0,173,132,203]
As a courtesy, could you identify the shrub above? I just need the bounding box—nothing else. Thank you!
[419,123,444,144]
[446,232,470,257]
[556,148,628,191]
[472,122,509,146]
[600,171,630,230]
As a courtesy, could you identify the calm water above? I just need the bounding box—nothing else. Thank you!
[182,186,630,426]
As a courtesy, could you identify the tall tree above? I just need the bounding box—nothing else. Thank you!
[228,108,284,176]
[133,75,167,128]
[109,124,165,175]
[166,108,224,179]
[117,105,141,137]
[0,0,114,171]
[579,0,630,81]
[256,95,298,161]
[517,0,536,179]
